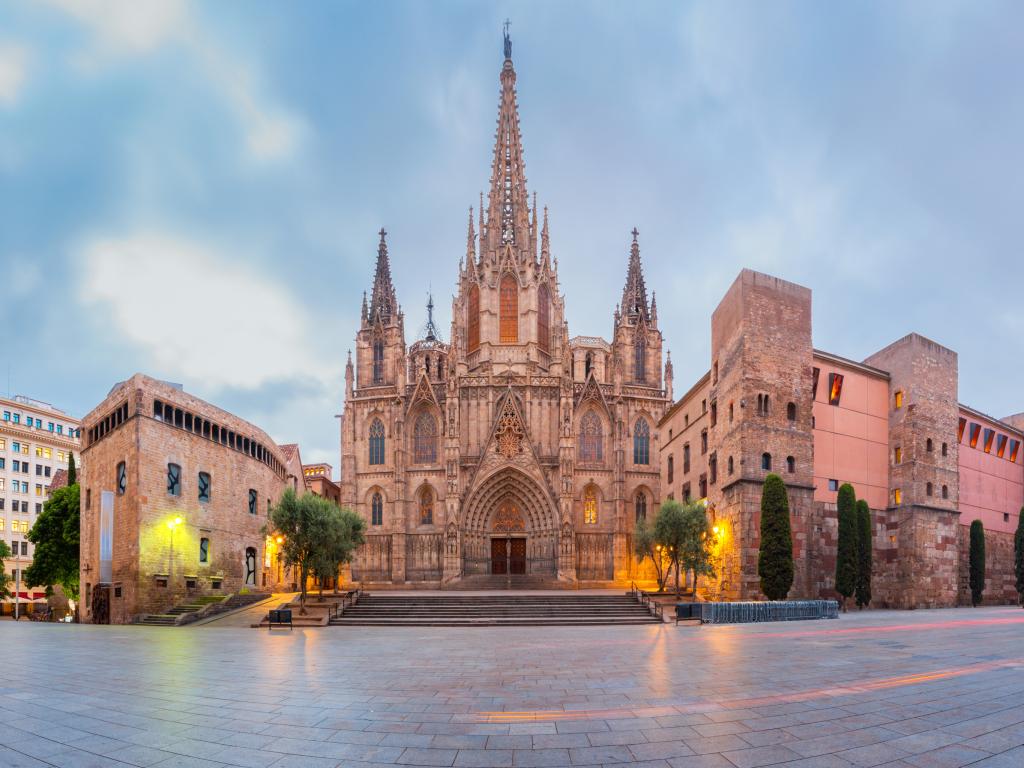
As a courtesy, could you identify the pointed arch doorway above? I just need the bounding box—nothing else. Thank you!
[490,499,527,575]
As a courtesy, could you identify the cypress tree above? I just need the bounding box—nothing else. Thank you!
[67,452,77,486]
[1015,507,1024,607]
[969,519,985,607]
[758,473,793,601]
[855,499,872,609]
[835,483,857,610]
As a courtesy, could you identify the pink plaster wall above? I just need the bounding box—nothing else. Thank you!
[812,356,890,509]
[957,407,1023,534]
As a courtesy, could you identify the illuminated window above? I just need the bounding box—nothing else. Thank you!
[828,373,844,406]
[583,488,597,525]
[199,537,209,564]
[413,412,438,464]
[969,423,981,449]
[894,447,902,465]
[996,434,1008,458]
[578,411,603,463]
[467,283,480,352]
[983,428,995,453]
[35,446,42,457]
[633,419,650,465]
[958,418,966,443]
[634,492,647,523]
[0,438,4,450]
[761,452,772,471]
[894,488,902,505]
[634,335,646,383]
[198,471,211,503]
[372,340,385,384]
[0,520,4,531]
[499,274,518,343]
[894,391,903,409]
[371,492,383,526]
[368,418,386,465]
[537,283,550,352]
[116,462,127,496]
[167,463,181,497]
[419,487,433,525]
[787,456,795,473]
[248,488,257,515]
[1009,440,1020,463]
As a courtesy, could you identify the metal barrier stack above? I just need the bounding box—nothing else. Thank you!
[677,599,839,624]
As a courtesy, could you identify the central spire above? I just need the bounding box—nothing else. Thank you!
[621,228,650,324]
[485,22,531,254]
[368,228,397,323]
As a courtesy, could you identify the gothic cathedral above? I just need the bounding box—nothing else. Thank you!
[340,32,672,585]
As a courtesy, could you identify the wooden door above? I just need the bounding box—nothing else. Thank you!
[491,538,507,575]
[509,538,526,575]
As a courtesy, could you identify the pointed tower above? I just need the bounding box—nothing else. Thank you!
[355,229,406,389]
[612,228,662,388]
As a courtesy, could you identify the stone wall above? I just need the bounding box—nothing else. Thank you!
[957,524,1018,605]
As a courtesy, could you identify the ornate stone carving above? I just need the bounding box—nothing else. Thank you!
[492,501,525,533]
[494,397,524,459]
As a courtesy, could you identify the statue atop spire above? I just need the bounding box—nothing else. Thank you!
[620,228,650,324]
[368,228,398,324]
[503,19,512,60]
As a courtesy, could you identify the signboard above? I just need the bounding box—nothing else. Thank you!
[99,490,114,583]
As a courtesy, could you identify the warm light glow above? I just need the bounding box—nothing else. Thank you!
[166,516,183,530]
[712,526,720,536]
[276,536,284,544]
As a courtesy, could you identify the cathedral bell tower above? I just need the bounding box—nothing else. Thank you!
[356,229,407,390]
[612,228,663,392]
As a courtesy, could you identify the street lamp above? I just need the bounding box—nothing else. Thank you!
[167,516,183,590]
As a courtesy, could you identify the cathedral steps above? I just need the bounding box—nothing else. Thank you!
[330,593,663,626]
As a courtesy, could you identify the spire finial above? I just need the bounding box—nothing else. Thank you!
[503,19,512,59]
[631,226,639,242]
[369,228,397,323]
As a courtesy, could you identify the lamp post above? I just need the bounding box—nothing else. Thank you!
[275,535,284,585]
[167,516,182,592]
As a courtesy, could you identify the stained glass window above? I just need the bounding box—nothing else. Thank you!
[413,412,438,464]
[634,335,646,383]
[419,487,433,525]
[467,284,480,352]
[579,411,603,463]
[369,418,385,465]
[537,282,550,352]
[633,419,650,465]
[371,492,383,526]
[500,274,518,343]
[584,488,597,525]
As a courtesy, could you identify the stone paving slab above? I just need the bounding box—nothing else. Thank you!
[2,606,1024,767]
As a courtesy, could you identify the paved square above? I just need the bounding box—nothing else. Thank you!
[2,606,1024,767]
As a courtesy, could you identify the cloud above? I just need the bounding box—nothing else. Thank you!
[0,43,29,107]
[42,0,304,162]
[76,232,339,391]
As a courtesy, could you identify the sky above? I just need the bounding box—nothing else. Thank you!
[1,1,1022,471]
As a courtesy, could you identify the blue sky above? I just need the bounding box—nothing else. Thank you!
[1,1,1021,469]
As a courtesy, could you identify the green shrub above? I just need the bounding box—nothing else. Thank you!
[969,520,985,606]
[855,500,872,609]
[758,474,793,600]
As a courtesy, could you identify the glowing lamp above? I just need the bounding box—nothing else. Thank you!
[276,536,284,544]
[713,526,720,535]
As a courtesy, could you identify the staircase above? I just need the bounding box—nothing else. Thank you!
[137,594,265,627]
[330,593,663,627]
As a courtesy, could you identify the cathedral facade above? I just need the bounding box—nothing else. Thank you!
[339,33,670,586]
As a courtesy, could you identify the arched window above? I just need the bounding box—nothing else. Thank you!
[633,418,650,465]
[413,412,438,464]
[578,411,603,463]
[419,487,433,525]
[728,456,734,475]
[585,352,593,378]
[926,482,933,497]
[926,438,933,453]
[537,283,550,352]
[667,455,674,484]
[761,452,772,471]
[499,274,518,343]
[372,340,384,384]
[634,492,647,523]
[368,419,385,465]
[467,283,480,352]
[584,487,598,525]
[787,456,795,473]
[942,485,949,499]
[787,402,796,421]
[634,335,646,383]
[371,492,383,526]
[424,355,431,379]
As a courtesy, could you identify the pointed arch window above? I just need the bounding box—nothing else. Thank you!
[467,284,480,352]
[372,340,384,384]
[537,282,550,352]
[499,274,518,343]
[584,487,598,525]
[419,487,434,525]
[413,412,438,464]
[368,418,385,465]
[579,411,603,463]
[634,335,646,383]
[371,492,383,526]
[634,492,647,523]
[633,418,650,465]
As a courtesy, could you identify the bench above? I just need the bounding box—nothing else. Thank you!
[267,608,293,630]
[675,603,701,625]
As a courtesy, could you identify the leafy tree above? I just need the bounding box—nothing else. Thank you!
[969,519,985,607]
[855,499,872,609]
[265,489,367,612]
[632,517,667,591]
[0,541,12,601]
[654,499,715,597]
[25,484,81,604]
[758,473,793,601]
[67,452,76,486]
[310,505,367,598]
[1015,507,1024,607]
[835,483,858,610]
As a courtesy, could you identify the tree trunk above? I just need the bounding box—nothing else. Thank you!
[674,559,680,598]
[299,565,308,615]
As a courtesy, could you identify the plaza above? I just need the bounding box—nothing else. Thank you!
[3,607,1024,767]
